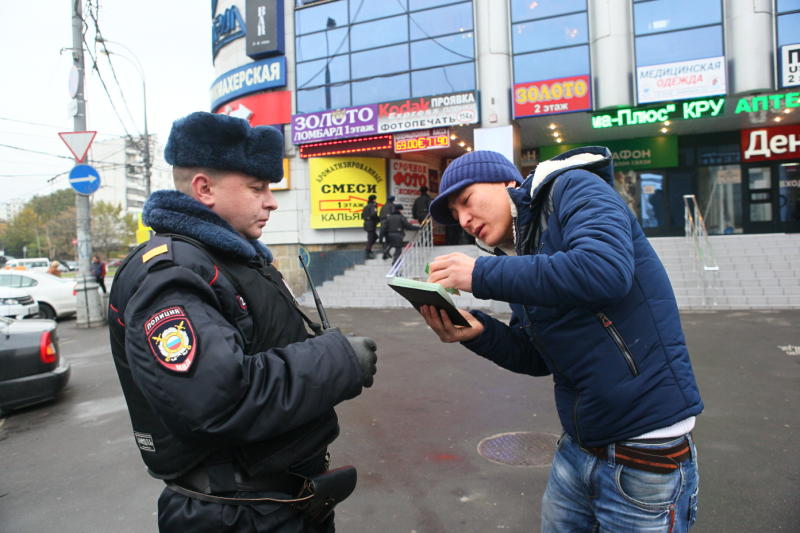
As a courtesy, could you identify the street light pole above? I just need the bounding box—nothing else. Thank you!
[71,0,103,328]
[96,38,151,199]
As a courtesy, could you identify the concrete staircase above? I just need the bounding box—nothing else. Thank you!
[299,235,800,310]
[298,245,494,310]
[651,234,800,310]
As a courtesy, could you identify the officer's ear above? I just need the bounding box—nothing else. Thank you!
[191,172,216,207]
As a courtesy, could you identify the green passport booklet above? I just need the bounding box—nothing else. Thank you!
[387,277,471,327]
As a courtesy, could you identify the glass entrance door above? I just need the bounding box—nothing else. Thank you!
[778,162,800,232]
[743,165,775,233]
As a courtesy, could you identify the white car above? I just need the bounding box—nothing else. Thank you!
[0,271,76,320]
[0,287,39,319]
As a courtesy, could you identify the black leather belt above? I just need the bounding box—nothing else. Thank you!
[173,466,308,495]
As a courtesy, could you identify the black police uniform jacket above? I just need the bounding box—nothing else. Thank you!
[108,190,365,480]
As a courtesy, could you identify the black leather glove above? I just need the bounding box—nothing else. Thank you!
[346,336,377,388]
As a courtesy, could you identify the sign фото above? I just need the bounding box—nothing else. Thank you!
[390,160,429,216]
[637,56,726,104]
[514,75,591,118]
[309,157,386,229]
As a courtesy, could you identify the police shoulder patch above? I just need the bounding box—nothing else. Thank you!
[144,305,197,373]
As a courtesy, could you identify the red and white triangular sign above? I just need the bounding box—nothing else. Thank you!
[58,131,97,162]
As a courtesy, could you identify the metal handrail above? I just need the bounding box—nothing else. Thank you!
[683,194,719,307]
[385,216,434,279]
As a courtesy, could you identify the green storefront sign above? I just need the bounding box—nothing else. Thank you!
[591,97,725,129]
[539,136,678,170]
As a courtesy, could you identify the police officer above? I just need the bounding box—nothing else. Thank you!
[108,112,378,532]
[381,204,420,264]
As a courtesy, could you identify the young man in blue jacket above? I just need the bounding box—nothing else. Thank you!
[420,149,703,532]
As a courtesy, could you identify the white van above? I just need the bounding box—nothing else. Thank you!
[3,258,51,273]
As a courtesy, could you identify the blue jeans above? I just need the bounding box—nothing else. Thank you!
[541,432,698,532]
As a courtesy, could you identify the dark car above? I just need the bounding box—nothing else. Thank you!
[0,316,71,414]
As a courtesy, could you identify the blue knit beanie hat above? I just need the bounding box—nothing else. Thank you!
[429,150,523,225]
[164,111,284,182]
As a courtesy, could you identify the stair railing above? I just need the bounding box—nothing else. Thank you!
[683,194,720,307]
[385,216,434,279]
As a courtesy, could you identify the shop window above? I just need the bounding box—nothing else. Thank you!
[295,1,348,35]
[640,173,666,228]
[635,26,723,67]
[510,0,586,22]
[778,0,800,9]
[350,0,406,23]
[351,74,410,105]
[351,15,408,51]
[778,163,800,223]
[296,83,352,113]
[697,165,743,235]
[512,13,587,54]
[777,12,800,47]
[411,63,475,96]
[351,44,409,79]
[510,3,589,88]
[410,33,474,69]
[296,28,349,62]
[513,46,590,85]
[747,167,773,223]
[294,0,475,113]
[409,3,473,40]
[296,55,350,87]
[633,0,723,67]
[633,0,721,35]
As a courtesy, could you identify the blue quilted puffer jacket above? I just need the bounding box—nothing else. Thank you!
[463,146,703,447]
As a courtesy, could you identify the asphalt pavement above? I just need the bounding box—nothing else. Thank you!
[0,307,798,532]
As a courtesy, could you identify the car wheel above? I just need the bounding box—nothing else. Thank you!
[38,303,57,320]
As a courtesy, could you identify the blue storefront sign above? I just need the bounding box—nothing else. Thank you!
[210,57,287,110]
[212,1,246,59]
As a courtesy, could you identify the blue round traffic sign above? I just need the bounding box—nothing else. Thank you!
[69,164,101,195]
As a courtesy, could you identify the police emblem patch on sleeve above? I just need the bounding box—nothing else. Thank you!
[144,305,197,372]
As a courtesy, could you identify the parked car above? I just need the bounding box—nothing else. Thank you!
[0,287,39,319]
[0,316,70,414]
[3,257,51,272]
[0,271,76,320]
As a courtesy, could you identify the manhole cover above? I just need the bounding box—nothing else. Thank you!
[477,431,558,466]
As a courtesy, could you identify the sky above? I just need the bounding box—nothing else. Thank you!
[0,1,215,205]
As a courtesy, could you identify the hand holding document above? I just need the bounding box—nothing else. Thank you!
[387,277,471,327]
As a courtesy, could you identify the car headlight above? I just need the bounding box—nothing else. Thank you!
[0,297,20,304]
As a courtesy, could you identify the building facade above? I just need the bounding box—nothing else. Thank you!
[210,0,800,288]
[92,134,172,214]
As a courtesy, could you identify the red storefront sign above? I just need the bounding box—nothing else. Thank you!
[513,75,591,118]
[214,90,292,125]
[741,124,800,162]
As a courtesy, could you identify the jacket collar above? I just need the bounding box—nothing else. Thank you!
[142,190,273,262]
[479,146,613,257]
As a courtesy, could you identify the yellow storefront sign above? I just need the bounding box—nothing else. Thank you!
[136,212,153,244]
[309,156,386,229]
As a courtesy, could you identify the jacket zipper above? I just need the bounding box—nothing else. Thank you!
[597,312,639,376]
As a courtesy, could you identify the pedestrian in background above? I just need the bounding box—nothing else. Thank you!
[421,149,703,533]
[361,194,380,259]
[382,204,420,264]
[412,185,432,222]
[91,255,106,293]
[378,194,396,254]
[108,112,377,532]
[47,261,62,277]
